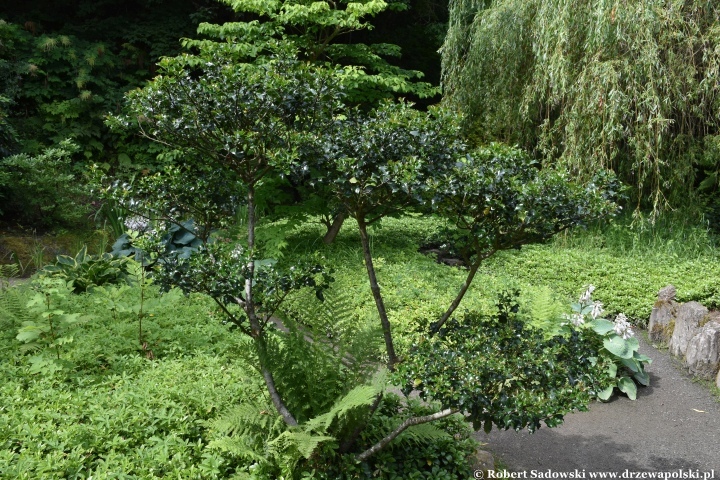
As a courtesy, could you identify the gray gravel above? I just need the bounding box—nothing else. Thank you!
[474,334,720,474]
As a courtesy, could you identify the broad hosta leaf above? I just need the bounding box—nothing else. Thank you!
[620,357,640,373]
[590,319,615,335]
[633,369,650,387]
[603,336,633,359]
[597,385,614,401]
[617,377,637,400]
[634,352,653,365]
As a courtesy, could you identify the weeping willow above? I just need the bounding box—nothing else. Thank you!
[442,0,720,211]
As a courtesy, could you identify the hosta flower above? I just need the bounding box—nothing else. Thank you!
[579,284,596,303]
[564,312,585,327]
[230,245,244,260]
[124,215,149,232]
[613,313,634,339]
[591,301,604,319]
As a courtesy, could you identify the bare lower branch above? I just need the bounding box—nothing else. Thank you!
[356,408,458,461]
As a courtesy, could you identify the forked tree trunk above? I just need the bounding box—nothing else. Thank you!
[357,217,398,370]
[323,212,346,244]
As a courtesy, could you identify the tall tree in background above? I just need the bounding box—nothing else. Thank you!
[441,0,720,213]
[187,0,439,104]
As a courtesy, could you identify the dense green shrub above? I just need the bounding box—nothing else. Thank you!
[0,140,90,228]
[397,294,613,434]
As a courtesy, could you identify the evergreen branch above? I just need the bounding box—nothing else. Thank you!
[356,408,458,461]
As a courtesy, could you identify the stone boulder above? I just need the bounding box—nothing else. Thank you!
[685,317,720,380]
[668,301,708,357]
[470,449,495,476]
[648,285,678,344]
[658,285,677,302]
[717,368,720,389]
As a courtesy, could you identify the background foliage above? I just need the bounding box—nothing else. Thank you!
[441,0,720,213]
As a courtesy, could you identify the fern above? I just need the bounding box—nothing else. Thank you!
[207,399,288,469]
[0,271,33,344]
[305,370,386,433]
[282,288,383,378]
[0,263,20,282]
[207,371,386,474]
[522,286,566,337]
[394,422,452,446]
[208,400,285,438]
[268,430,334,461]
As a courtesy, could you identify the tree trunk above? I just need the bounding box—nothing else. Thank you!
[246,185,298,427]
[357,217,398,369]
[255,335,299,427]
[323,212,345,244]
[430,261,480,336]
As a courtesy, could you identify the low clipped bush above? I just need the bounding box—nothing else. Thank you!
[311,394,478,480]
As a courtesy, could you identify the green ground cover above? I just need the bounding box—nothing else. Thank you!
[284,214,720,339]
[1,215,717,477]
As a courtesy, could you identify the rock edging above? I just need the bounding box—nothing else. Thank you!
[649,285,720,388]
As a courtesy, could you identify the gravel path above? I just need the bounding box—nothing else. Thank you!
[474,334,720,474]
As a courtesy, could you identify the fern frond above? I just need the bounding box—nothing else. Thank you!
[0,263,20,281]
[207,401,282,438]
[0,283,33,340]
[268,430,334,460]
[281,287,382,378]
[305,376,384,433]
[394,422,452,446]
[370,368,388,393]
[207,436,266,462]
[523,286,565,336]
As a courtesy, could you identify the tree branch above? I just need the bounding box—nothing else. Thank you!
[356,408,458,461]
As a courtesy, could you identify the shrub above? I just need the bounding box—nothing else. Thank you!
[0,140,90,229]
[398,292,611,434]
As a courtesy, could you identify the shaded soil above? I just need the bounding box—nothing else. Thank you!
[474,334,720,473]
[0,230,109,277]
[418,244,466,267]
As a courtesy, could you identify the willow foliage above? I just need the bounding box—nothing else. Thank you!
[442,0,720,210]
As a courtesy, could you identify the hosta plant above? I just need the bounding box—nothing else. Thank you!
[565,285,652,401]
[42,246,130,293]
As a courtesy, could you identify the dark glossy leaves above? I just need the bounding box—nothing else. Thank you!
[429,143,620,263]
[397,302,613,433]
[109,55,344,186]
[155,242,333,330]
[303,102,464,223]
